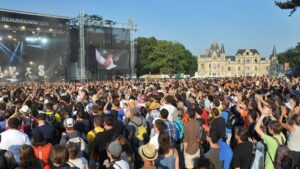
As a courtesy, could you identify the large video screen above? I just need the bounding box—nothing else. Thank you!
[95,48,129,70]
[85,27,131,70]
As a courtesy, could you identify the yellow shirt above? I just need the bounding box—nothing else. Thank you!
[45,112,61,123]
[87,127,104,144]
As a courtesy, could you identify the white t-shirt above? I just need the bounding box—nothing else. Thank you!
[0,129,31,162]
[149,133,159,150]
[160,104,176,121]
[111,159,130,169]
[68,157,88,169]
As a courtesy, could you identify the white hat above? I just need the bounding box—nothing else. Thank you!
[64,118,75,128]
[19,105,30,114]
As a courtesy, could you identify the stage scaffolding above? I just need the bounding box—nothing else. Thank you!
[69,11,138,82]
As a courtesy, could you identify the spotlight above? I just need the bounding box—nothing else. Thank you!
[32,31,35,34]
[8,35,12,39]
[21,26,26,30]
[41,38,48,44]
[4,70,8,74]
[4,25,8,28]
[0,37,2,41]
[29,61,34,65]
[37,27,40,31]
[49,28,53,32]
[13,38,17,41]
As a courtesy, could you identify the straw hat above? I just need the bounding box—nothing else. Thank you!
[138,144,158,161]
[149,101,160,110]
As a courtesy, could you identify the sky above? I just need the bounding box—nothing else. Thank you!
[1,0,300,57]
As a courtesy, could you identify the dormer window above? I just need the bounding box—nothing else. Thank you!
[246,51,249,55]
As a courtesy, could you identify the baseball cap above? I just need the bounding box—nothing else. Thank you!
[107,141,122,157]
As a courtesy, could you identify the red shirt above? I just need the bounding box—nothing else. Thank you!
[33,143,52,169]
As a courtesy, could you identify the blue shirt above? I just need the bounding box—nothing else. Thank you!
[164,120,177,146]
[218,140,233,169]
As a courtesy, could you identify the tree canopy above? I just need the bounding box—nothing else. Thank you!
[135,37,197,77]
[275,0,300,16]
[278,42,300,67]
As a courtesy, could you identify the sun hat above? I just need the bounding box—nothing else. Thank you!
[138,143,158,161]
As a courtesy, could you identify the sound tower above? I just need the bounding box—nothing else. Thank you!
[86,44,97,71]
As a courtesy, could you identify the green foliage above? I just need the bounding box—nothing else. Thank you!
[275,0,300,16]
[278,42,300,67]
[136,37,197,76]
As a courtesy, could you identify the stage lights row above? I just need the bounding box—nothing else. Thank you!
[3,25,53,32]
[0,35,48,44]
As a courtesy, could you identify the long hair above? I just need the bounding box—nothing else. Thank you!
[158,131,171,156]
[19,145,41,169]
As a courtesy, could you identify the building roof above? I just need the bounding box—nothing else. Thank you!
[236,49,260,55]
[220,43,225,53]
[207,42,220,57]
[226,56,235,61]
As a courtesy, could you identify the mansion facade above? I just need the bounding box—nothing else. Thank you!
[196,43,278,77]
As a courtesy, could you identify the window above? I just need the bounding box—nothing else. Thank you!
[201,64,204,69]
[209,64,211,69]
[218,64,220,69]
[238,59,240,63]
[238,67,240,71]
[228,66,231,71]
[255,66,258,71]
[246,52,249,55]
[255,59,258,63]
[266,66,269,70]
[246,67,250,71]
[246,59,250,64]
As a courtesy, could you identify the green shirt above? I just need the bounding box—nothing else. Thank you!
[262,133,286,169]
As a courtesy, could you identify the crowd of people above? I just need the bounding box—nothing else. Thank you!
[0,76,299,169]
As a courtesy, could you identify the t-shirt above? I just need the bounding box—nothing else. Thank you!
[108,159,130,169]
[220,111,231,135]
[204,148,222,169]
[68,157,88,169]
[33,124,56,144]
[233,141,253,169]
[160,104,176,121]
[262,133,286,169]
[0,129,31,162]
[149,133,159,150]
[184,118,200,155]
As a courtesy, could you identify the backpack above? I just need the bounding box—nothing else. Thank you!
[268,136,292,169]
[174,120,184,141]
[64,133,87,154]
[226,109,237,129]
[131,118,147,141]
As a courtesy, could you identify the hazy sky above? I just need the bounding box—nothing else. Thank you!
[1,0,300,57]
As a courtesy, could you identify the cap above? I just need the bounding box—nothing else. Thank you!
[107,141,122,157]
[64,118,75,128]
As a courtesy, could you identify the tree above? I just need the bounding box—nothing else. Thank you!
[275,0,300,16]
[278,42,300,67]
[135,37,197,76]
